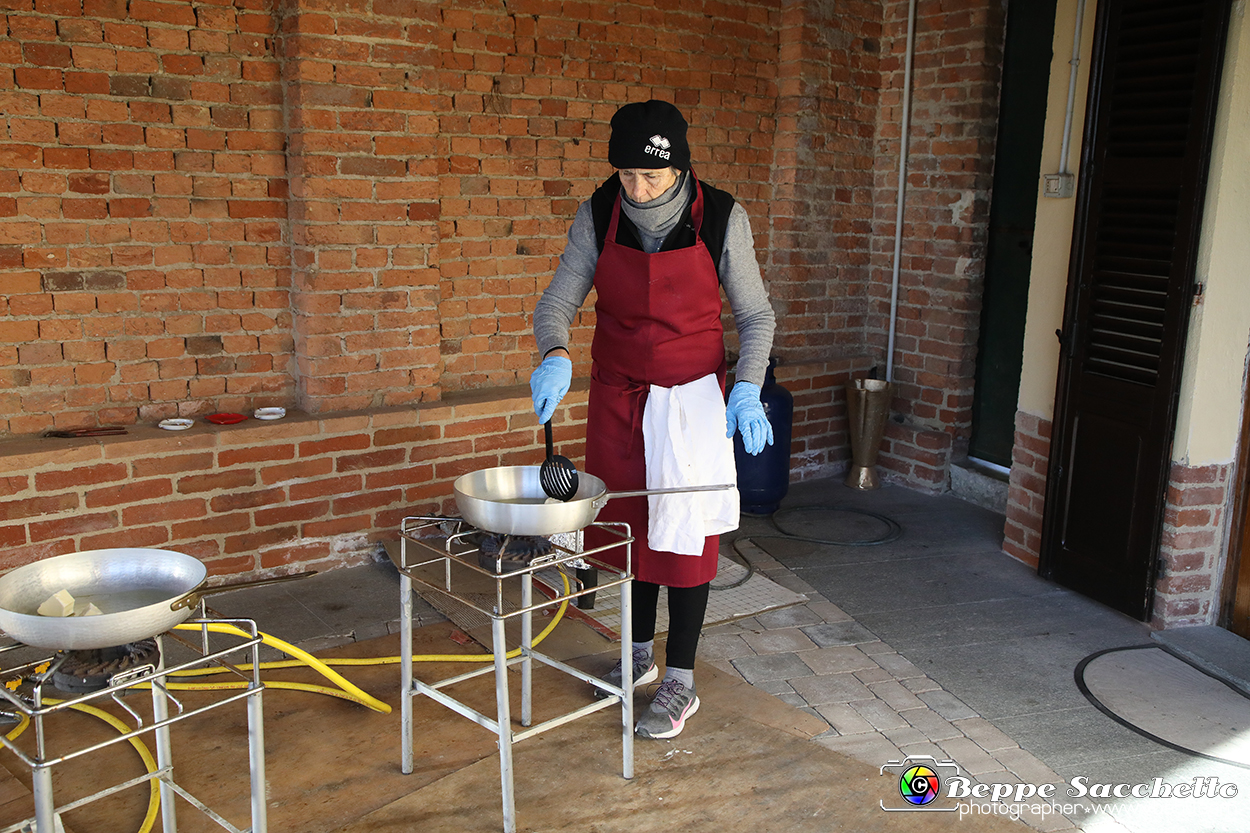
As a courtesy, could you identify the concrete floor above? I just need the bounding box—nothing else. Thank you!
[202,476,1250,833]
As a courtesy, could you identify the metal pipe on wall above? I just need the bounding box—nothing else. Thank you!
[885,0,919,384]
[1058,0,1088,175]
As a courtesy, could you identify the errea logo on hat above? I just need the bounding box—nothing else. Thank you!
[645,134,672,160]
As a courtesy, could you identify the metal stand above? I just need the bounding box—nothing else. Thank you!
[397,517,636,833]
[0,618,268,833]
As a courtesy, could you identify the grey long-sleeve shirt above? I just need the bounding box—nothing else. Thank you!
[533,172,776,386]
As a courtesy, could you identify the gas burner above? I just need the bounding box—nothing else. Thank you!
[52,639,160,694]
[477,534,554,574]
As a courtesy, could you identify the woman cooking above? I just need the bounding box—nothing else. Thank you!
[530,100,776,739]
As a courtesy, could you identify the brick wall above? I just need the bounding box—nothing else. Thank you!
[1,0,891,431]
[1,0,292,433]
[774,357,871,480]
[767,0,879,362]
[1003,409,1049,568]
[1152,461,1234,629]
[869,0,1006,488]
[0,359,850,573]
[879,417,953,492]
[1,0,1017,576]
[0,388,542,574]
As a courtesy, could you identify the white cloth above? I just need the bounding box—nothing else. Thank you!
[642,373,739,555]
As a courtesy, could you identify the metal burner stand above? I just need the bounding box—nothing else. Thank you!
[397,517,635,833]
[0,617,268,833]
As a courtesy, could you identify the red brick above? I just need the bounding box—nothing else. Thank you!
[259,459,334,486]
[219,445,297,467]
[132,0,197,25]
[333,488,401,515]
[80,524,171,550]
[254,500,331,526]
[122,498,206,525]
[303,515,370,538]
[0,493,80,521]
[15,68,63,90]
[204,554,257,577]
[224,526,297,555]
[336,449,406,471]
[85,478,173,508]
[24,43,73,68]
[259,541,330,569]
[132,452,215,478]
[0,525,26,548]
[44,148,91,169]
[289,475,362,502]
[34,464,128,491]
[178,470,257,493]
[210,488,287,512]
[30,511,119,541]
[299,435,372,457]
[173,513,252,539]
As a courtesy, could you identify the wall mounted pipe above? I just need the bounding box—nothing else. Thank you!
[885,0,918,384]
[1058,0,1087,174]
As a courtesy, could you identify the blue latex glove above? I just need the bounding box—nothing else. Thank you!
[530,355,572,424]
[725,381,774,455]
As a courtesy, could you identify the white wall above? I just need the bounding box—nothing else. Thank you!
[1017,0,1250,472]
[1173,2,1250,466]
[1016,0,1097,418]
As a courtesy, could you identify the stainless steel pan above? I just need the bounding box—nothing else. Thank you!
[0,548,312,650]
[454,465,734,536]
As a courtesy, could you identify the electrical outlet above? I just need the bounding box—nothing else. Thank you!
[1043,173,1075,199]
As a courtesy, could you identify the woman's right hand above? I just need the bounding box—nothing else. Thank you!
[530,354,573,423]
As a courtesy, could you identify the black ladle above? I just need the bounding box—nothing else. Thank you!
[540,420,579,501]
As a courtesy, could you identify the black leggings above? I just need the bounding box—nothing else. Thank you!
[631,580,710,670]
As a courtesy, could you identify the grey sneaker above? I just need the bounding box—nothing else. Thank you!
[594,647,658,699]
[635,677,700,739]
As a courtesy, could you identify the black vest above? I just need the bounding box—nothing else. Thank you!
[589,173,736,281]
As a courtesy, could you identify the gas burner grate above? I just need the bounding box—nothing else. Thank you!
[477,533,554,573]
[52,638,160,694]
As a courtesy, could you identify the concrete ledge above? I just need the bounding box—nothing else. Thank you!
[1152,625,1250,696]
[950,460,1008,514]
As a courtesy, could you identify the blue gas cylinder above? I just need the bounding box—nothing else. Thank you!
[732,357,793,515]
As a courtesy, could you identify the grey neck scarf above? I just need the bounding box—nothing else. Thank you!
[620,171,692,251]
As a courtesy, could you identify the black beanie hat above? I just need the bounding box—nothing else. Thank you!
[607,100,690,171]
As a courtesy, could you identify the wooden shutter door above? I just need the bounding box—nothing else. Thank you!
[1039,0,1231,619]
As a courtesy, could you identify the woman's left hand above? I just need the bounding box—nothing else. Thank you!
[725,382,774,455]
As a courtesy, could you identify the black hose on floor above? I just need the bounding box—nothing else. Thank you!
[711,504,903,591]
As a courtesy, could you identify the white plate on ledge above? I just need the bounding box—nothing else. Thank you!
[253,407,286,421]
[158,419,194,431]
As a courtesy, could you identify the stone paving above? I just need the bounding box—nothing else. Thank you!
[215,511,1205,833]
[701,539,1132,833]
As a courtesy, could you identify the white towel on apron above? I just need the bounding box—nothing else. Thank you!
[642,373,739,555]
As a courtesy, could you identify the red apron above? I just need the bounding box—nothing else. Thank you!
[583,175,727,587]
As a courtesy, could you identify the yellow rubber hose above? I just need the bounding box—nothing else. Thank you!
[34,698,162,833]
[163,622,392,713]
[167,572,572,684]
[0,573,574,833]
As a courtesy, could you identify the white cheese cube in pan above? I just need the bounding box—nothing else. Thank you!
[37,588,76,617]
[73,600,104,617]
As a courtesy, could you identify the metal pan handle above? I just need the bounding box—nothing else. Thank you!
[170,570,318,611]
[593,483,735,510]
